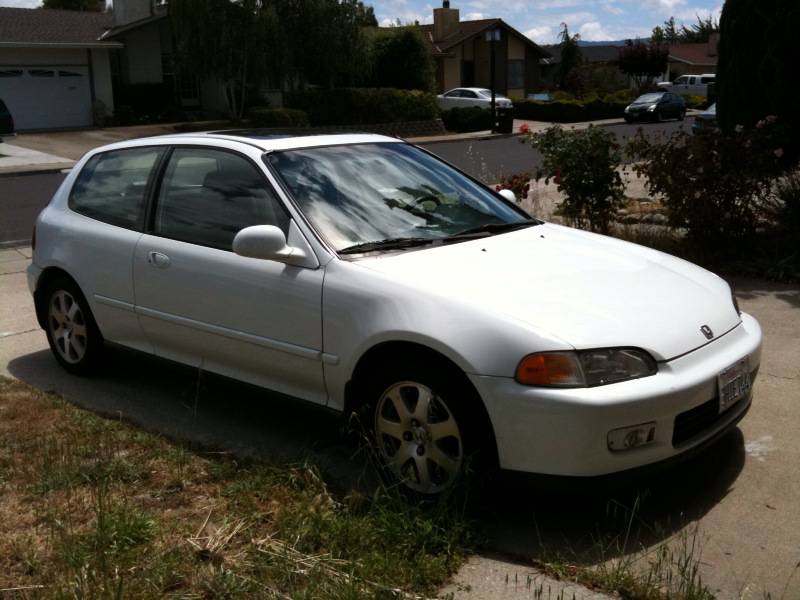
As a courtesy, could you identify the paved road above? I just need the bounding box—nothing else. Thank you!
[0,172,65,245]
[1,253,798,599]
[421,119,692,182]
[0,119,690,246]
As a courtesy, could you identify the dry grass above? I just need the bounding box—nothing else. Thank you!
[0,376,471,599]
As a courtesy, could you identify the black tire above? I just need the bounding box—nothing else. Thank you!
[41,276,104,375]
[359,358,496,497]
[679,110,686,121]
[654,110,662,123]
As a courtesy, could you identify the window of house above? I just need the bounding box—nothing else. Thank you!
[154,148,288,250]
[0,69,23,78]
[29,69,55,77]
[69,147,165,230]
[58,71,83,77]
[508,59,524,89]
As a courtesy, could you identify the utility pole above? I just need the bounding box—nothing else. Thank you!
[486,28,501,133]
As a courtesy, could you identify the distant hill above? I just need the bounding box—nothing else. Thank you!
[577,40,630,47]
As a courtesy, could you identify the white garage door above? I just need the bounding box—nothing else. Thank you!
[0,66,92,130]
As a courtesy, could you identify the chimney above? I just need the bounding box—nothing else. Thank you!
[113,0,154,27]
[708,32,720,56]
[433,1,459,41]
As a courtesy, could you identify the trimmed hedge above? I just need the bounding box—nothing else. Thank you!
[440,107,493,133]
[513,99,629,123]
[248,107,310,128]
[284,88,438,126]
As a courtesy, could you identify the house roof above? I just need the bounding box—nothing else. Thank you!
[418,19,550,58]
[668,43,718,66]
[542,44,621,65]
[0,7,121,48]
[99,10,168,40]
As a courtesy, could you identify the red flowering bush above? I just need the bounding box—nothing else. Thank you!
[496,173,531,200]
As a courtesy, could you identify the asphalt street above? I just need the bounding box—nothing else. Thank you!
[422,119,692,181]
[0,120,691,246]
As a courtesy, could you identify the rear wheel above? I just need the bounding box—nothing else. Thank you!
[43,277,103,375]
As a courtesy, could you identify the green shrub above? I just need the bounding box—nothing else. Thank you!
[285,88,438,126]
[440,107,493,133]
[247,107,310,128]
[680,95,708,110]
[603,89,635,104]
[526,125,625,233]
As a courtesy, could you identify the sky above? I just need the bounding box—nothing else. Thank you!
[0,0,722,44]
[372,0,723,44]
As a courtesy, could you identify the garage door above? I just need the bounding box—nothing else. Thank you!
[0,66,92,130]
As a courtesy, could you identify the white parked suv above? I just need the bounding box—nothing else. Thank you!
[436,88,513,111]
[657,73,716,97]
[29,131,761,495]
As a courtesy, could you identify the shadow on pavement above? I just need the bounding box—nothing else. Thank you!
[6,344,372,492]
[7,340,746,566]
[473,428,745,565]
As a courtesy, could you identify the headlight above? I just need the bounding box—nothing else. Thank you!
[516,348,657,388]
[647,104,657,111]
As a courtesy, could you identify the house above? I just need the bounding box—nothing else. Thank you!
[0,7,119,130]
[0,0,226,131]
[666,33,719,80]
[539,43,627,88]
[98,0,228,115]
[418,1,550,98]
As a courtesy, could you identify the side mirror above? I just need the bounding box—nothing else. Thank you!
[232,225,307,266]
[498,188,517,203]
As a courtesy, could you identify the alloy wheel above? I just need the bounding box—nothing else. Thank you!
[48,290,88,364]
[374,381,463,494]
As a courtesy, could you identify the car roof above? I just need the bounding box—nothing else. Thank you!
[96,131,400,153]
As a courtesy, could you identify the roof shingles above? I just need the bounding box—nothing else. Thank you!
[0,7,115,46]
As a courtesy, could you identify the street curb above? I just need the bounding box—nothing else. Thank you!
[0,163,74,178]
[0,239,31,249]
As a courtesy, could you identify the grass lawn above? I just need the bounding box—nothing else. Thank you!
[0,376,471,598]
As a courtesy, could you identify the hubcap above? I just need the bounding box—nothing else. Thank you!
[374,381,463,494]
[48,290,88,364]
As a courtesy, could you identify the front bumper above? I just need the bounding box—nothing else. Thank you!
[624,109,657,122]
[470,313,762,476]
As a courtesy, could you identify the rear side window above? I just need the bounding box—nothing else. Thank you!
[69,147,164,230]
[153,147,288,250]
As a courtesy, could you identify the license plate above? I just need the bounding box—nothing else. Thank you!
[717,359,751,413]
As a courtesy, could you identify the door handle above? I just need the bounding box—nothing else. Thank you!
[147,251,171,269]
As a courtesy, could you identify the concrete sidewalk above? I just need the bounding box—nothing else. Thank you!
[0,142,74,177]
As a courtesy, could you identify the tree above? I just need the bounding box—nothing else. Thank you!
[367,27,435,91]
[717,0,800,160]
[678,15,719,43]
[353,0,378,26]
[618,39,668,90]
[662,17,678,43]
[555,24,582,91]
[650,25,666,45]
[43,0,103,11]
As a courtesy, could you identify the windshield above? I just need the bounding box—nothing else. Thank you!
[266,143,527,252]
[634,93,663,103]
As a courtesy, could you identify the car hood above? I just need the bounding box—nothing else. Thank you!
[353,223,740,361]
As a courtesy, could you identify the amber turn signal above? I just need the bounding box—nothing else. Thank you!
[515,352,585,387]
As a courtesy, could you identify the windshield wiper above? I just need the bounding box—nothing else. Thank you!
[448,219,540,239]
[338,237,439,255]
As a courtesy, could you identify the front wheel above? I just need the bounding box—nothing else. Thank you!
[363,360,494,496]
[679,110,686,121]
[43,277,103,375]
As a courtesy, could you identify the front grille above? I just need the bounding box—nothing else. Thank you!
[671,368,757,448]
[672,397,720,447]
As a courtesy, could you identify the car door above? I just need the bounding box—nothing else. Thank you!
[440,90,461,110]
[63,145,166,353]
[132,144,327,404]
[673,76,689,95]
[460,90,482,109]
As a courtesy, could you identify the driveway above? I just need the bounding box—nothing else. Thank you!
[1,247,798,599]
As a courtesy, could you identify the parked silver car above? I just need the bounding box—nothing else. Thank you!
[436,88,513,111]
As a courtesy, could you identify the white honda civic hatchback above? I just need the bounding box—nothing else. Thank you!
[28,132,762,494]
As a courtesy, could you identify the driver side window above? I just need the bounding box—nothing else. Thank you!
[154,147,289,251]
